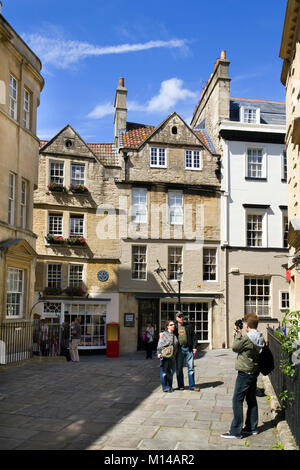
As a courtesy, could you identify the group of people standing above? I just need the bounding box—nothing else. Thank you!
[61,317,82,362]
[145,311,266,439]
[144,312,200,393]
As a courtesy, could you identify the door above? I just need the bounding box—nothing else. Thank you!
[137,299,159,350]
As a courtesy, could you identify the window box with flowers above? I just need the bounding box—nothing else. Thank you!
[43,287,62,296]
[70,184,89,194]
[48,183,67,193]
[67,236,87,247]
[65,286,86,297]
[45,234,66,245]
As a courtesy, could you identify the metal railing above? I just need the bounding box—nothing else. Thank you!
[0,321,34,365]
[33,320,61,357]
[267,327,300,448]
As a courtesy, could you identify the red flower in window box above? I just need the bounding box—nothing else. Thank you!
[70,184,89,194]
[48,183,67,192]
[45,234,66,245]
[67,236,87,246]
[65,286,86,297]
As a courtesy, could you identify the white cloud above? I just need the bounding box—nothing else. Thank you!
[146,78,197,113]
[22,33,187,69]
[87,78,198,119]
[87,102,114,119]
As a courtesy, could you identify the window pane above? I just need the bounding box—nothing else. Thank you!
[50,162,64,184]
[168,246,182,280]
[244,278,270,317]
[71,165,85,186]
[132,246,147,280]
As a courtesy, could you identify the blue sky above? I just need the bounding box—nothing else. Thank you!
[4,0,287,143]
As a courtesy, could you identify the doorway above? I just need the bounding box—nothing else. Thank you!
[137,299,159,350]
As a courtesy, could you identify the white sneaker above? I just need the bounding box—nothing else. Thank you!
[220,432,242,439]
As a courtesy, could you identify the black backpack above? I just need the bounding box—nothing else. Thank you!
[258,344,274,376]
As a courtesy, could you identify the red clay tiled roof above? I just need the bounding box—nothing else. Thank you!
[120,126,156,148]
[39,141,120,166]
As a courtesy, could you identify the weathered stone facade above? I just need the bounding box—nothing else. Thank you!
[280,0,300,311]
[0,10,44,361]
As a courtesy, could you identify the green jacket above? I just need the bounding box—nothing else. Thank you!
[232,331,264,374]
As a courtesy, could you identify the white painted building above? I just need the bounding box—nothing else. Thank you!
[191,53,289,345]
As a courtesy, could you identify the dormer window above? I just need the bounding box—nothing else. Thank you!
[240,106,260,124]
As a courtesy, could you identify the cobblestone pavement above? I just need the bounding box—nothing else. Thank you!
[0,349,281,450]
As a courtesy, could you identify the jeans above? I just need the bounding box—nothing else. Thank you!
[160,358,175,391]
[230,371,258,436]
[176,346,196,389]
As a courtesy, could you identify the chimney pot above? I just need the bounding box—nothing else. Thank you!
[220,50,226,60]
[118,77,125,88]
[0,2,3,14]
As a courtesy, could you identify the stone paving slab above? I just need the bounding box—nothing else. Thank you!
[0,349,282,451]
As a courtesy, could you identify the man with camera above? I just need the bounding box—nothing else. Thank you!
[221,313,265,439]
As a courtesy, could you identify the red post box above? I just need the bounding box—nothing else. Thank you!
[106,322,120,357]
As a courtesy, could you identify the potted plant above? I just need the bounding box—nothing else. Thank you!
[45,234,66,245]
[70,184,89,194]
[48,182,67,193]
[43,286,62,296]
[65,286,86,297]
[67,236,87,246]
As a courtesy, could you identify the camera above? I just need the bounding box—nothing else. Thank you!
[235,319,243,330]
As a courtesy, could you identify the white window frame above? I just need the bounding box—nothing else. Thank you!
[23,88,30,129]
[149,147,167,168]
[6,267,24,318]
[283,213,288,249]
[168,246,183,281]
[48,213,63,236]
[168,190,183,225]
[71,164,85,186]
[246,147,267,179]
[46,264,62,288]
[203,247,218,282]
[68,264,84,288]
[69,214,84,237]
[279,291,289,310]
[132,188,147,224]
[240,106,260,124]
[9,74,18,121]
[49,161,65,185]
[245,211,267,248]
[20,179,27,229]
[282,150,287,182]
[132,245,147,281]
[185,150,202,170]
[8,172,15,225]
[245,277,271,317]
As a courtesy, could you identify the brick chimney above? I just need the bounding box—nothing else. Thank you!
[114,77,128,148]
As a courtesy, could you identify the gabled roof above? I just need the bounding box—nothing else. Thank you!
[119,112,214,153]
[39,126,120,167]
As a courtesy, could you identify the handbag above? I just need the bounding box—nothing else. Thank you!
[161,344,174,359]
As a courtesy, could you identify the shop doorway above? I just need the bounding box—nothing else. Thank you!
[137,299,159,351]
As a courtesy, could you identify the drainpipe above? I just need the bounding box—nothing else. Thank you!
[123,151,129,182]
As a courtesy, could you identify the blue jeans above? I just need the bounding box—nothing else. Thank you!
[230,371,258,436]
[160,358,175,391]
[176,346,196,389]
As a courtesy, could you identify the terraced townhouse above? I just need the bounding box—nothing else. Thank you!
[190,51,289,343]
[0,8,44,362]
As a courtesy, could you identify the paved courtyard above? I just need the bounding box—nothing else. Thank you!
[0,349,280,450]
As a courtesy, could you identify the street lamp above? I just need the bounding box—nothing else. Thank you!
[176,268,183,312]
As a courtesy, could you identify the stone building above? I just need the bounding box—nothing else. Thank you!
[114,79,225,352]
[191,51,289,342]
[0,8,44,362]
[33,125,121,352]
[280,0,300,311]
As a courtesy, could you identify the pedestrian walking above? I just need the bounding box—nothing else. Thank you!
[174,312,200,391]
[157,320,178,393]
[61,322,71,362]
[221,313,265,439]
[70,317,82,362]
[144,322,154,359]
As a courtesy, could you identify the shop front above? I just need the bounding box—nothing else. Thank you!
[136,295,214,350]
[38,299,109,350]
